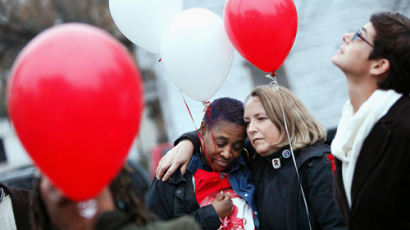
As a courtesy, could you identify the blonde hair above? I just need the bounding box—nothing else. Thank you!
[245,85,326,150]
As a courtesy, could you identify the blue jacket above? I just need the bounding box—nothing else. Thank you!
[148,152,259,230]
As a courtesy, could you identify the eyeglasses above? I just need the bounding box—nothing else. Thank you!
[351,29,384,56]
[351,29,376,47]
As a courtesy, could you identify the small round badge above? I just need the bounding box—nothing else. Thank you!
[282,149,291,159]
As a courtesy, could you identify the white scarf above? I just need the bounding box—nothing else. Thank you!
[331,89,401,208]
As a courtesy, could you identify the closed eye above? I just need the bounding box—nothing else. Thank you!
[233,142,244,152]
[216,143,225,148]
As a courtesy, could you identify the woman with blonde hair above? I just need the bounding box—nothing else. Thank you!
[246,85,327,152]
[156,85,345,230]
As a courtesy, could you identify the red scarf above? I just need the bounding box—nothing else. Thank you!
[193,169,252,230]
[193,168,231,204]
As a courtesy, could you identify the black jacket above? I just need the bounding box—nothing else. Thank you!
[333,95,410,230]
[147,170,221,230]
[251,143,345,230]
[178,132,345,230]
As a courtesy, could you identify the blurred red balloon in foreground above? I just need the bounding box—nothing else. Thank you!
[224,0,298,73]
[7,23,144,201]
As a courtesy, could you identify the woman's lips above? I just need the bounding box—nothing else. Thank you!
[253,138,263,144]
[217,160,229,168]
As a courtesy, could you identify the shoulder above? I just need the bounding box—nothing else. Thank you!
[374,95,410,137]
[152,170,191,188]
[295,143,334,180]
[297,142,330,167]
[297,145,334,186]
[0,184,30,209]
[382,95,410,124]
[147,172,192,211]
[0,184,30,198]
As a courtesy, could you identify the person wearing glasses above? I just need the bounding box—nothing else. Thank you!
[331,12,410,229]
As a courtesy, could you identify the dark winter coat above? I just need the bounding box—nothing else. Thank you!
[250,143,345,230]
[178,132,345,230]
[333,95,410,230]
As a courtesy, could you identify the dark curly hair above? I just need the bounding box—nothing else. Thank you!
[369,12,410,95]
[202,97,245,128]
[30,164,156,230]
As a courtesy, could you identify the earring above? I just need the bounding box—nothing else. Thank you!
[243,147,250,161]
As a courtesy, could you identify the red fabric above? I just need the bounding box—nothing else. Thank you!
[327,154,336,174]
[193,169,231,204]
[193,169,254,229]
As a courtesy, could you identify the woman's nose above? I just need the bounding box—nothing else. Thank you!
[247,121,256,133]
[220,147,232,159]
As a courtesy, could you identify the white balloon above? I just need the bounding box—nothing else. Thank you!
[109,0,183,54]
[161,8,234,102]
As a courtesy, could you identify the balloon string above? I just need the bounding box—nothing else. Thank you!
[265,72,278,90]
[180,92,215,172]
[203,101,221,173]
[267,73,313,230]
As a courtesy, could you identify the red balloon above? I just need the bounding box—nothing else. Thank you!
[7,23,144,201]
[224,0,298,73]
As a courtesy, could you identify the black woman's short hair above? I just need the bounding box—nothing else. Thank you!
[202,97,245,128]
